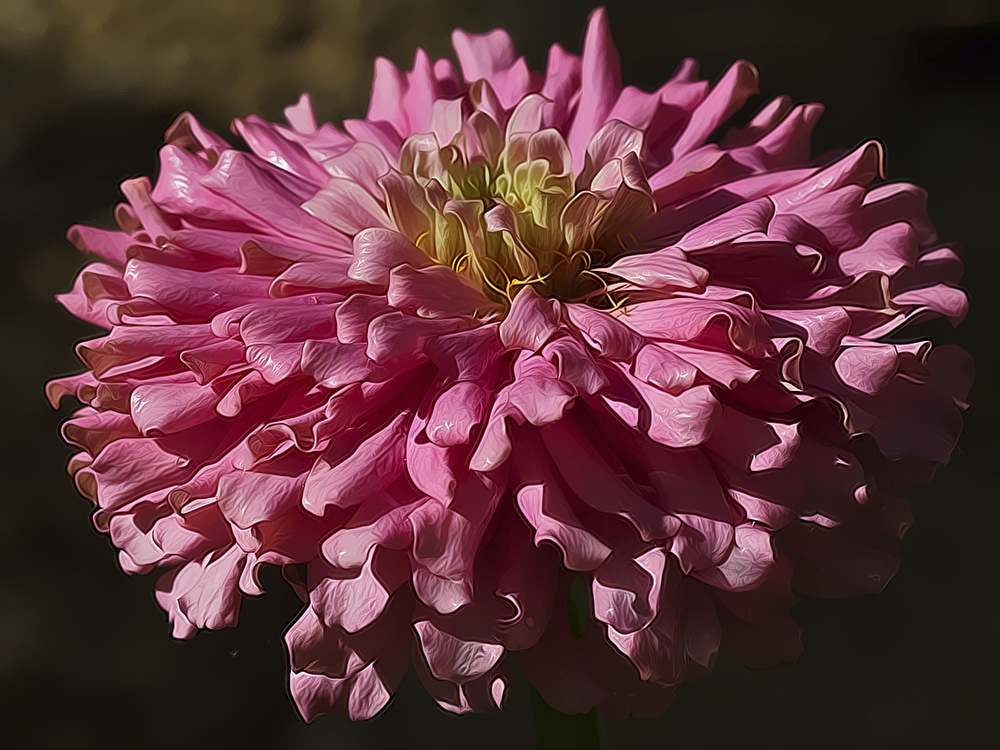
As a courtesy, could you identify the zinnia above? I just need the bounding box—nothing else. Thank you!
[49,7,972,721]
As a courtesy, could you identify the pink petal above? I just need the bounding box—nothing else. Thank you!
[672,60,759,157]
[451,28,517,85]
[217,471,305,529]
[367,57,407,136]
[426,382,492,447]
[302,413,409,514]
[414,620,504,683]
[387,264,496,318]
[499,286,561,351]
[302,177,393,235]
[592,549,666,634]
[515,481,611,572]
[568,7,622,171]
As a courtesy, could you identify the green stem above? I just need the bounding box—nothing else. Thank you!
[529,687,603,750]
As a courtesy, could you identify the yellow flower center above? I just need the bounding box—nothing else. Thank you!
[395,96,653,308]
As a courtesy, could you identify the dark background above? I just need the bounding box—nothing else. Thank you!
[1,0,997,747]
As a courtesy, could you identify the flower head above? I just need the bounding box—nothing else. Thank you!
[50,7,972,720]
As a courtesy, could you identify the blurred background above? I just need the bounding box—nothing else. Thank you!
[1,0,998,747]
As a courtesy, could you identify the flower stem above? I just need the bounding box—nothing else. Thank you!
[529,687,604,750]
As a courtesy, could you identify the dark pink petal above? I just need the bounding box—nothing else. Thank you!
[540,416,677,542]
[514,441,612,571]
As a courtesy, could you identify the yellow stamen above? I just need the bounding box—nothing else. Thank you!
[569,249,593,269]
[608,293,629,312]
[482,272,511,301]
[480,255,513,287]
[506,271,552,297]
[581,268,608,291]
[476,255,513,301]
[415,231,430,252]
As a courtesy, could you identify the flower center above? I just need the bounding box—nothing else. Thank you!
[394,98,652,308]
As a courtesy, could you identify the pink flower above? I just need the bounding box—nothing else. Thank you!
[49,7,972,721]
